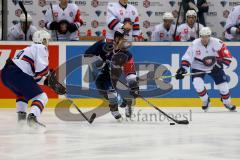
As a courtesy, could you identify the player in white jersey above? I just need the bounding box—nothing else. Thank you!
[106,0,141,42]
[8,13,37,41]
[224,5,240,41]
[152,12,175,41]
[1,30,66,128]
[176,10,203,41]
[175,27,236,112]
[45,0,83,41]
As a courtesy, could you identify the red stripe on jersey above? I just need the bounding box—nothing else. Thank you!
[74,9,83,24]
[123,57,136,76]
[181,60,191,67]
[108,19,119,30]
[22,55,35,73]
[133,24,140,30]
[35,66,49,77]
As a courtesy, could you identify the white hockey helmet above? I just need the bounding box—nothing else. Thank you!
[186,10,197,18]
[200,27,212,37]
[33,30,51,45]
[20,13,32,22]
[163,12,174,20]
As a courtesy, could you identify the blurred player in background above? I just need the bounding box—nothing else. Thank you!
[176,10,203,41]
[176,27,236,112]
[8,13,37,41]
[45,0,83,41]
[106,0,142,42]
[151,12,175,41]
[224,5,240,41]
[84,32,139,121]
[1,30,66,128]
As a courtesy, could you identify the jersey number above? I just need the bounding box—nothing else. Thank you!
[15,50,24,59]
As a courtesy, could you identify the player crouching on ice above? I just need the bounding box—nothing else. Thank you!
[1,30,66,128]
[175,27,236,112]
[84,32,139,121]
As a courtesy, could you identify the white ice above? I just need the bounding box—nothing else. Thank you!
[0,107,240,160]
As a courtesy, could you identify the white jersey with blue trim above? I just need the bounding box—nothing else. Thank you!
[182,37,232,71]
[151,23,175,41]
[106,2,141,41]
[224,5,240,41]
[12,44,49,80]
[8,23,37,41]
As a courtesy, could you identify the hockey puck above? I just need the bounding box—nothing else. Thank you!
[170,123,175,125]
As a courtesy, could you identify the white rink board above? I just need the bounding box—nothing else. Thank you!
[0,107,240,160]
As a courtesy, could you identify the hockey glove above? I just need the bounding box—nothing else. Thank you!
[129,80,139,98]
[68,23,78,33]
[45,70,66,95]
[175,67,187,80]
[49,21,59,30]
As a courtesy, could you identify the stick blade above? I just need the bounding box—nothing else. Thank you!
[89,113,96,124]
[176,120,189,125]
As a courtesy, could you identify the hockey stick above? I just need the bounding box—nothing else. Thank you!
[66,97,96,124]
[50,2,59,41]
[173,0,182,41]
[138,70,211,82]
[117,79,189,125]
[18,0,28,40]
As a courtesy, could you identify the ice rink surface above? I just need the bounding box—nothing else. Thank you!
[0,107,240,160]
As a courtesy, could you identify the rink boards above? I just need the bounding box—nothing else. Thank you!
[0,41,239,108]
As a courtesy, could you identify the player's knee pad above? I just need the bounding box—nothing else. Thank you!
[192,77,205,92]
[107,91,118,106]
[32,92,48,107]
[217,82,229,95]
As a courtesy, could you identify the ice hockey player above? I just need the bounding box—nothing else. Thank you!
[8,13,37,41]
[1,30,66,128]
[151,12,175,41]
[176,10,203,41]
[106,0,141,42]
[175,27,236,112]
[44,0,83,41]
[84,31,139,121]
[224,5,240,41]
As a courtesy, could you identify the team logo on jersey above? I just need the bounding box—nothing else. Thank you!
[15,9,22,17]
[143,20,150,29]
[39,20,45,28]
[91,20,99,28]
[53,12,58,18]
[95,31,101,36]
[95,10,102,17]
[220,0,227,7]
[91,0,99,8]
[160,33,164,38]
[184,29,188,34]
[146,11,153,17]
[223,10,230,18]
[169,1,176,7]
[220,21,226,27]
[196,50,201,56]
[38,0,46,7]
[69,12,74,17]
[143,0,150,8]
[120,10,124,16]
